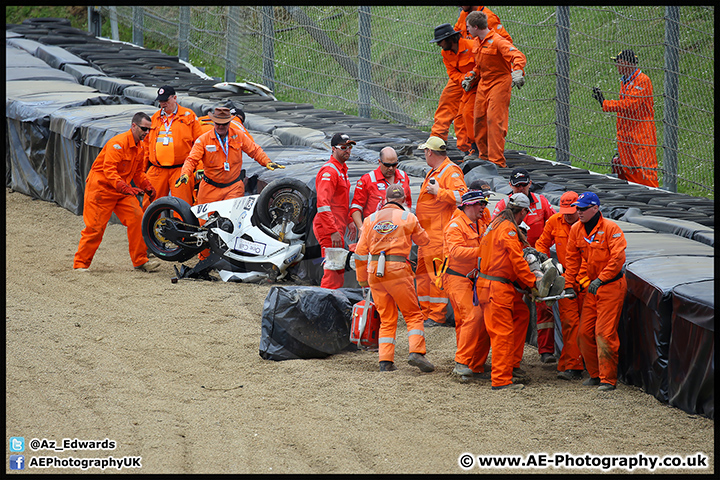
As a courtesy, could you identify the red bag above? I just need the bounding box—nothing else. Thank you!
[350,289,381,348]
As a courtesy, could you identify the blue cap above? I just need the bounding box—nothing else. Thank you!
[573,191,600,208]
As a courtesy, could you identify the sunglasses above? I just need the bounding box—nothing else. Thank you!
[381,162,398,168]
[576,205,593,211]
[336,144,353,151]
[138,126,151,132]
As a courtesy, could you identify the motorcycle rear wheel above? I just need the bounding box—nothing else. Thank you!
[142,197,204,262]
[255,178,313,240]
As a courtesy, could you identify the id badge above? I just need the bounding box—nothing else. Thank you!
[163,137,169,146]
[224,161,230,172]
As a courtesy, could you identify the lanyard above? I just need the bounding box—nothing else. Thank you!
[583,232,596,244]
[161,109,175,133]
[218,134,229,160]
[621,69,639,85]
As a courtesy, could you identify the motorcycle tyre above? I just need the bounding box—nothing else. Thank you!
[142,197,203,263]
[255,178,313,239]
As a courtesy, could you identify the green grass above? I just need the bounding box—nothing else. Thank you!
[6,6,713,197]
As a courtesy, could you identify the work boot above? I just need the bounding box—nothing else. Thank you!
[134,259,160,272]
[408,353,435,372]
[463,151,479,162]
[453,363,473,377]
[379,361,397,372]
[512,367,527,378]
[74,267,89,272]
[598,383,616,391]
[540,353,557,364]
[557,369,583,381]
[582,377,601,386]
[491,383,525,391]
[472,370,491,380]
[423,318,450,328]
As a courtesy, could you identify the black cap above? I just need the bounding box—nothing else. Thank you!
[509,168,531,186]
[155,85,176,102]
[331,133,356,147]
[611,49,638,64]
[430,23,460,44]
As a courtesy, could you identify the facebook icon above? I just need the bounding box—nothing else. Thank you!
[10,455,25,470]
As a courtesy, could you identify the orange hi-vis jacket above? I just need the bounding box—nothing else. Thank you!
[454,6,512,43]
[492,192,555,247]
[416,157,466,246]
[535,212,574,267]
[471,30,526,87]
[355,203,430,284]
[478,218,537,292]
[564,214,626,291]
[181,124,271,194]
[88,129,149,191]
[146,105,203,168]
[443,37,477,86]
[443,208,485,276]
[602,69,659,187]
[313,156,351,239]
[350,166,412,219]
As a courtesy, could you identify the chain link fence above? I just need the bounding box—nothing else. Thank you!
[95,6,714,197]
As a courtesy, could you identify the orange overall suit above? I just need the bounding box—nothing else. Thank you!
[355,203,430,364]
[415,157,466,324]
[431,37,478,153]
[443,208,490,373]
[535,213,585,372]
[312,156,351,289]
[471,30,526,167]
[143,105,203,209]
[565,214,627,387]
[350,166,412,219]
[180,124,271,204]
[602,69,659,187]
[477,216,536,388]
[74,129,152,269]
[454,6,512,42]
[493,193,557,356]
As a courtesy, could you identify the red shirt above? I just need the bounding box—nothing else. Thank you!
[350,166,412,219]
[313,156,350,238]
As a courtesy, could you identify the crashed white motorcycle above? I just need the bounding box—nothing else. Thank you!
[141,178,313,282]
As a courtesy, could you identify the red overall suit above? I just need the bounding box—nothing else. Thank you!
[74,129,152,269]
[535,213,585,372]
[312,156,351,289]
[565,214,627,387]
[471,30,526,167]
[602,69,659,187]
[415,157,467,324]
[443,208,490,373]
[477,216,536,388]
[350,166,412,219]
[355,203,430,364]
[143,105,203,209]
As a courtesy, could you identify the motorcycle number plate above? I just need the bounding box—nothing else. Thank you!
[234,238,267,256]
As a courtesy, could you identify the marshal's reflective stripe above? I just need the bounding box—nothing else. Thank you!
[537,322,554,330]
[407,329,425,338]
[379,337,396,345]
[354,254,368,261]
[317,206,332,213]
[417,295,449,304]
[350,202,363,210]
[369,170,377,182]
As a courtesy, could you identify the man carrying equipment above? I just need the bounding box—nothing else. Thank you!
[355,184,434,373]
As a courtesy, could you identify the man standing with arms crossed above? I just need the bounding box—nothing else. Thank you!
[535,191,585,380]
[74,112,158,272]
[350,146,412,236]
[313,133,355,289]
[143,86,204,209]
[464,11,526,167]
[415,136,467,327]
[564,192,627,391]
[355,185,434,373]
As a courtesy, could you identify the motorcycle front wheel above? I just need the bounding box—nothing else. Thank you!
[142,197,204,262]
[255,178,313,240]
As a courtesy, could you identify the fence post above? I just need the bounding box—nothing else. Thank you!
[662,6,680,192]
[225,6,240,82]
[132,6,144,47]
[109,6,119,41]
[555,6,570,164]
[261,6,276,92]
[358,6,372,119]
[87,6,102,37]
[178,6,190,62]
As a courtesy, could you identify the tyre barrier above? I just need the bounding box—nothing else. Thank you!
[6,19,714,416]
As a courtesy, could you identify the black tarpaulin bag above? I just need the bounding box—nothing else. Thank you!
[259,286,363,361]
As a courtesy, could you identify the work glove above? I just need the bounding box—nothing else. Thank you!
[116,181,143,196]
[194,169,205,181]
[266,161,285,171]
[461,71,477,92]
[358,280,369,288]
[588,278,603,295]
[563,287,576,299]
[511,69,525,89]
[175,173,189,188]
[592,87,605,107]
[139,180,157,202]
